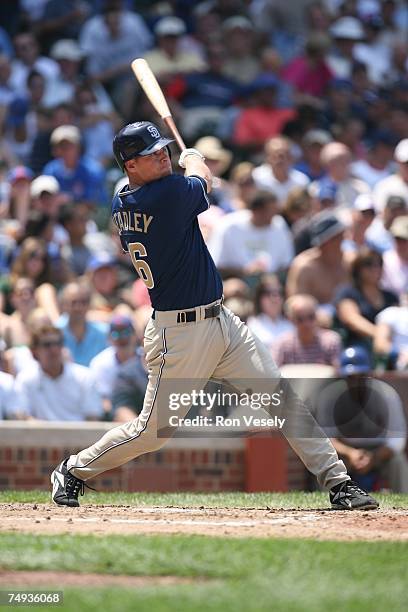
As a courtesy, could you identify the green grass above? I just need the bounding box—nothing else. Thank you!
[0,533,407,612]
[1,492,407,611]
[1,489,408,508]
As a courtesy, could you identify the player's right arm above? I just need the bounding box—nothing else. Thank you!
[179,149,213,192]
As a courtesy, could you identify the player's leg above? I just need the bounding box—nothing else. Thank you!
[212,306,378,508]
[51,315,225,505]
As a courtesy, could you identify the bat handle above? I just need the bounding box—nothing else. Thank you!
[163,116,186,151]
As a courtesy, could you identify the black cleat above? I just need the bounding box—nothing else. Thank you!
[330,480,379,510]
[51,459,85,507]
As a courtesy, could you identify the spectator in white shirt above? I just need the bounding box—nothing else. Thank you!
[351,131,395,189]
[375,292,408,370]
[79,1,152,118]
[247,275,293,351]
[373,139,408,212]
[10,32,59,95]
[381,215,408,298]
[252,136,309,207]
[327,16,365,79]
[14,324,103,421]
[366,194,407,253]
[0,339,18,419]
[208,190,294,278]
[317,141,370,209]
[89,314,147,417]
[0,370,16,419]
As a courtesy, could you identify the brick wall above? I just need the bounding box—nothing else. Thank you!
[0,422,307,492]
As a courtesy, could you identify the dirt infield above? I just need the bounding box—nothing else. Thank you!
[1,503,407,541]
[0,570,201,588]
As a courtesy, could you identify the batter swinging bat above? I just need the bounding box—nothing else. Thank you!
[131,58,186,152]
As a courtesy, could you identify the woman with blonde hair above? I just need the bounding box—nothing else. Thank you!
[1,237,60,321]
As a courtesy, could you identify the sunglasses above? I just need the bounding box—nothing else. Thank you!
[29,251,46,261]
[110,328,133,339]
[262,289,282,297]
[37,339,63,349]
[294,313,315,323]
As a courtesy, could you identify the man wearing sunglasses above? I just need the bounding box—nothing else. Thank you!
[89,314,147,419]
[14,324,103,421]
[275,294,342,368]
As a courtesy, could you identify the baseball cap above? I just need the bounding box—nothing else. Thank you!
[7,166,34,183]
[303,129,332,147]
[389,215,408,241]
[222,16,253,31]
[30,175,60,198]
[50,124,81,146]
[311,212,345,246]
[330,16,365,40]
[87,253,116,272]
[394,139,408,163]
[109,314,134,339]
[353,193,375,212]
[50,39,84,62]
[339,346,371,376]
[154,16,186,37]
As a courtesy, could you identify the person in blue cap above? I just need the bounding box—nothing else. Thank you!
[313,346,408,492]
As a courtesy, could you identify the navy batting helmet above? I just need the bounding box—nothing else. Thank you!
[339,346,372,376]
[113,121,174,170]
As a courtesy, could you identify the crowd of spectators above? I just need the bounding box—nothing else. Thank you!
[0,0,408,488]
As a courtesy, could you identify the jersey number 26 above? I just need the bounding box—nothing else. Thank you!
[128,242,154,289]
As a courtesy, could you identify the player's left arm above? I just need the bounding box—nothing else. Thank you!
[179,149,213,193]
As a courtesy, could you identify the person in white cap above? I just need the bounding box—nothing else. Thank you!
[45,38,116,119]
[381,215,408,298]
[221,16,259,85]
[366,195,407,253]
[342,193,376,264]
[43,124,107,206]
[327,16,365,79]
[144,16,205,82]
[373,139,408,212]
[43,39,84,108]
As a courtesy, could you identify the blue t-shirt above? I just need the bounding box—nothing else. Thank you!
[112,174,223,311]
[57,316,109,366]
[43,156,107,205]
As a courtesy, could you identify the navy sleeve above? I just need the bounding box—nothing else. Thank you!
[168,174,210,220]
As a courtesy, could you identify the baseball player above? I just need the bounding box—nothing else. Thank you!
[51,121,379,510]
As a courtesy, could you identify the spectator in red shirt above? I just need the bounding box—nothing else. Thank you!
[274,294,342,367]
[281,33,333,100]
[233,75,296,150]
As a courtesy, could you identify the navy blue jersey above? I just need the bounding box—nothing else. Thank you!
[111,174,223,310]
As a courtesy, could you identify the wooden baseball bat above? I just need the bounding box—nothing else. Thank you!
[131,58,186,152]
